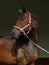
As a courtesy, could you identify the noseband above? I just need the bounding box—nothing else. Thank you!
[13,12,31,35]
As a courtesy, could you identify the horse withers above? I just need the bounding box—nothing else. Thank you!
[11,7,39,65]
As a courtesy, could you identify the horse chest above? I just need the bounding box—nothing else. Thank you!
[22,41,34,57]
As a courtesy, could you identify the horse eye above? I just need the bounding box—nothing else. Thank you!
[19,16,24,21]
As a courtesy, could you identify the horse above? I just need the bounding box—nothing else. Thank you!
[11,7,39,65]
[0,36,17,64]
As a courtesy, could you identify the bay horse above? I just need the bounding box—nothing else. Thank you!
[11,7,39,65]
[0,7,39,65]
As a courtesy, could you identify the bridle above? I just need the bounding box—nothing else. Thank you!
[13,12,31,35]
[13,12,49,54]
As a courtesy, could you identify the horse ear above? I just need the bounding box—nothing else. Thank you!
[18,9,22,13]
[18,6,26,13]
[22,6,25,11]
[22,6,26,13]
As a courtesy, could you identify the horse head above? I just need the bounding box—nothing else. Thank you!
[11,7,32,39]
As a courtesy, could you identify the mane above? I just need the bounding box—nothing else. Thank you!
[31,13,38,22]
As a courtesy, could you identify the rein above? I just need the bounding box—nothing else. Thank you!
[13,12,49,54]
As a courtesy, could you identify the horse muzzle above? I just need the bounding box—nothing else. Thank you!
[11,32,22,39]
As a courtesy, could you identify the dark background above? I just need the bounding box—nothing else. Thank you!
[0,0,49,58]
